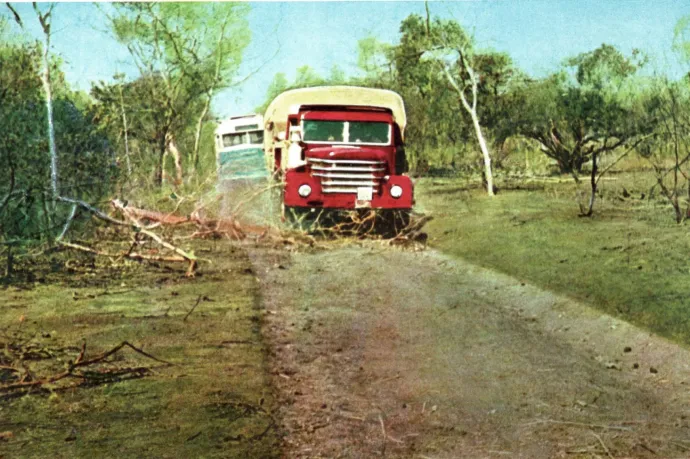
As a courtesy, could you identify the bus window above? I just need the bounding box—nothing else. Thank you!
[222,133,245,147]
[248,130,264,145]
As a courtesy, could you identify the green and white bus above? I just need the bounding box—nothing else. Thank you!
[214,114,268,181]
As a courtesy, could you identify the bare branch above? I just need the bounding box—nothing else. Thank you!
[595,134,654,186]
[57,204,77,241]
[5,3,23,28]
[56,196,129,226]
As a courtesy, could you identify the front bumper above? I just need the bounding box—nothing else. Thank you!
[283,170,414,210]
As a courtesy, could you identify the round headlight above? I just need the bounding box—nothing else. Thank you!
[298,184,312,198]
[390,185,403,198]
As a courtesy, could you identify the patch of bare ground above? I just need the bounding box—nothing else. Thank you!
[251,244,690,458]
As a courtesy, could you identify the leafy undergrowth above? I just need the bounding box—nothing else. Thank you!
[419,174,690,346]
[0,242,279,458]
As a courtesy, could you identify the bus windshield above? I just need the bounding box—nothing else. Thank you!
[222,130,264,148]
[302,120,390,145]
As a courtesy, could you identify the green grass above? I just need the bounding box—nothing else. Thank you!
[418,174,690,345]
[0,243,279,459]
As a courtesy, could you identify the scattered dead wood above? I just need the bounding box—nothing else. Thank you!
[388,214,433,247]
[113,199,248,240]
[288,208,430,244]
[0,333,171,399]
[57,241,197,276]
[56,196,200,276]
[56,195,432,282]
[111,199,199,274]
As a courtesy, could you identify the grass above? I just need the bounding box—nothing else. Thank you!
[0,242,279,458]
[418,172,690,345]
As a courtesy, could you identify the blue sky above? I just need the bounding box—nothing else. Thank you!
[4,1,690,117]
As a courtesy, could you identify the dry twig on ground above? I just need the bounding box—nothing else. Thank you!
[0,337,171,398]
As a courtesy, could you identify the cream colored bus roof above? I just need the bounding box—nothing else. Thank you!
[264,86,406,136]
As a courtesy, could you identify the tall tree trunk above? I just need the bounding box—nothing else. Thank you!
[192,93,211,175]
[156,135,166,187]
[582,152,598,216]
[469,109,494,196]
[441,66,495,196]
[118,83,132,179]
[35,4,59,198]
[166,132,183,187]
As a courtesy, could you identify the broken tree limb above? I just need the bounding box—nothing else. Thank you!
[57,203,77,241]
[58,241,187,264]
[0,340,170,394]
[57,241,197,277]
[111,198,248,240]
[57,196,129,227]
[54,196,206,276]
[57,241,113,257]
[111,199,198,275]
[73,340,172,368]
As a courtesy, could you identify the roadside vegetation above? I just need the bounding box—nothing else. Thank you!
[419,169,690,345]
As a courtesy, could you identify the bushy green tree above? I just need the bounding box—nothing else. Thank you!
[105,2,250,186]
[513,44,651,179]
[91,73,173,188]
[0,36,115,253]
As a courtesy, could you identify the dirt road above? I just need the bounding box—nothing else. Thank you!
[250,244,690,458]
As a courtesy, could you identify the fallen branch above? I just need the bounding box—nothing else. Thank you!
[183,295,203,322]
[591,431,615,459]
[57,241,196,276]
[74,340,172,367]
[112,198,248,240]
[0,340,171,395]
[112,199,198,265]
[388,214,433,246]
[113,202,195,226]
[55,196,198,276]
[523,418,632,432]
[57,196,129,227]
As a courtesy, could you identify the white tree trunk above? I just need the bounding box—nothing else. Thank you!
[442,65,494,196]
[118,84,132,178]
[191,15,229,176]
[192,94,211,175]
[37,9,58,198]
[166,132,183,186]
[469,109,494,196]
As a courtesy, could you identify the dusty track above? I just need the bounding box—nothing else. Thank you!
[250,244,690,458]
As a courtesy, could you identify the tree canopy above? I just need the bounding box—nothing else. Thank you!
[104,2,251,186]
[512,44,653,177]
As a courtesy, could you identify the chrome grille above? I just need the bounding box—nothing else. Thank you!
[308,158,386,194]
